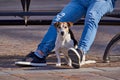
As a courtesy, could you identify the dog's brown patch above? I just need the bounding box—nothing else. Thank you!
[54,22,73,33]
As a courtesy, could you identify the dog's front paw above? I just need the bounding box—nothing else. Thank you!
[68,62,72,67]
[56,63,61,66]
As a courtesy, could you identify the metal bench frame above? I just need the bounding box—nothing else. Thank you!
[0,0,119,25]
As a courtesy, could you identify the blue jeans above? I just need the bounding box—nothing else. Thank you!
[36,0,114,56]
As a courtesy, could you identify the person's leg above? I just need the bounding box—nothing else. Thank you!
[78,0,114,53]
[35,1,86,57]
[15,1,87,66]
[68,0,114,68]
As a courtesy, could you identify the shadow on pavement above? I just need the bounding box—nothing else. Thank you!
[0,54,120,70]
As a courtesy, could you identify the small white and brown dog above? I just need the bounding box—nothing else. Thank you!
[54,22,96,67]
[54,22,78,67]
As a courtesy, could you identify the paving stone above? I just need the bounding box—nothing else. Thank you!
[0,67,119,80]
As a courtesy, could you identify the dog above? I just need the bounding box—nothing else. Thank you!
[54,22,96,67]
[54,22,78,67]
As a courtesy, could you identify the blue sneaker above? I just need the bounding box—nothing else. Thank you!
[68,48,83,68]
[15,52,47,67]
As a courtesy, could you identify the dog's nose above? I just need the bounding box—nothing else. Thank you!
[61,31,64,36]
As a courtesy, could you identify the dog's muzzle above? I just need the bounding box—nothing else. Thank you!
[61,31,64,36]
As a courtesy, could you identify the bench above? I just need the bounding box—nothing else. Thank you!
[0,0,119,25]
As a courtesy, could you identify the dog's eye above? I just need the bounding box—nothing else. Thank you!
[64,26,67,28]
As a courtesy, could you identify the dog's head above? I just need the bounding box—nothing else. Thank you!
[54,22,73,36]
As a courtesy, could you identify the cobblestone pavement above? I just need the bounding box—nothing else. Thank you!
[0,0,120,80]
[0,67,120,80]
[0,25,120,80]
[0,25,120,67]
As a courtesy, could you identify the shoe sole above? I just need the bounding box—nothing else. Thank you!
[15,61,47,67]
[68,48,81,68]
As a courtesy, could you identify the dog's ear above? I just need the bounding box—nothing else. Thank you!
[67,22,73,27]
[54,22,60,28]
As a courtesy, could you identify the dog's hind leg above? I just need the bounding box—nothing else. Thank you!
[67,57,72,67]
[80,55,96,66]
[64,53,72,67]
